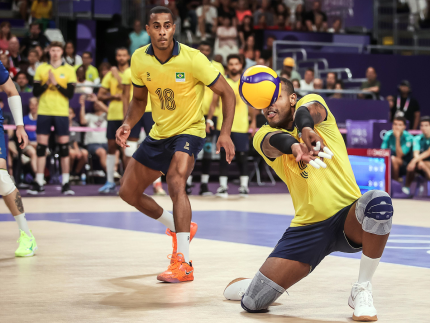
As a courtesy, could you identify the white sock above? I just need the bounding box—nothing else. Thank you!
[219,176,228,188]
[36,173,44,186]
[358,254,381,283]
[62,173,69,185]
[187,175,193,186]
[154,177,161,184]
[14,213,31,237]
[156,209,175,232]
[240,176,249,188]
[177,232,190,263]
[201,174,209,183]
[107,154,115,183]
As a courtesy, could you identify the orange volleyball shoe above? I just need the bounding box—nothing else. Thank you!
[157,253,194,283]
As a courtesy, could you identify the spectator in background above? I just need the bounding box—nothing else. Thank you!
[215,16,238,64]
[256,57,267,66]
[0,21,12,52]
[381,116,414,182]
[275,3,289,17]
[241,34,260,64]
[8,37,22,69]
[34,45,46,62]
[391,80,420,130]
[313,77,324,94]
[253,0,274,26]
[305,1,327,31]
[103,14,129,66]
[300,68,315,91]
[129,19,150,55]
[293,3,305,30]
[0,53,17,79]
[27,49,40,78]
[236,0,252,24]
[331,80,344,99]
[75,65,94,95]
[218,0,236,25]
[360,66,381,99]
[311,13,327,32]
[196,0,218,41]
[31,0,52,20]
[261,35,275,66]
[328,18,344,33]
[238,15,254,49]
[292,78,300,89]
[15,72,33,92]
[22,97,39,175]
[68,107,88,179]
[325,72,336,90]
[21,23,50,58]
[386,95,395,112]
[280,70,291,80]
[77,51,100,84]
[98,62,111,80]
[276,57,301,80]
[63,41,82,67]
[284,0,304,21]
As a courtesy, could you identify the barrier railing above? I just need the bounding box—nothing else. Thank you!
[295,89,377,100]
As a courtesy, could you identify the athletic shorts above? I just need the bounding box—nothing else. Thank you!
[218,131,249,153]
[133,134,205,175]
[269,201,361,273]
[87,143,107,156]
[0,123,6,160]
[106,120,123,140]
[129,112,154,139]
[36,115,69,136]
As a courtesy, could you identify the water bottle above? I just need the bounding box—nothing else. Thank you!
[81,173,86,185]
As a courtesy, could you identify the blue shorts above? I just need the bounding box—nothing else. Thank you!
[87,143,107,156]
[270,201,361,273]
[36,115,69,136]
[133,134,205,175]
[130,112,154,139]
[218,131,249,152]
[0,124,6,160]
[106,120,122,140]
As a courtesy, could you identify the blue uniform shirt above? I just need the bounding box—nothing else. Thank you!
[23,114,37,142]
[0,61,9,85]
[413,134,430,161]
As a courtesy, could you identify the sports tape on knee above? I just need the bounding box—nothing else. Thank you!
[125,141,138,157]
[241,271,285,313]
[0,169,16,196]
[355,190,393,235]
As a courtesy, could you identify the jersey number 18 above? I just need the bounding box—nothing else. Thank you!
[156,88,176,111]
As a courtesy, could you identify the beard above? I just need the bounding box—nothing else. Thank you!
[230,70,241,76]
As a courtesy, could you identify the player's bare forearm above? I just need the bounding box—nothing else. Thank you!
[79,103,87,125]
[123,84,130,118]
[395,137,404,159]
[206,93,219,121]
[302,102,327,126]
[416,148,430,162]
[209,75,235,136]
[97,88,112,102]
[2,77,19,97]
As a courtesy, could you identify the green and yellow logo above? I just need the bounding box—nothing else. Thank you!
[175,72,185,82]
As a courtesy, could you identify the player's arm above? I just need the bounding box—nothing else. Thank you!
[248,106,257,136]
[206,93,219,132]
[122,84,131,118]
[48,70,75,99]
[416,146,430,162]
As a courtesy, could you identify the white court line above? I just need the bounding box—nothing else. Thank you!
[390,235,430,237]
[385,246,430,249]
[388,240,430,243]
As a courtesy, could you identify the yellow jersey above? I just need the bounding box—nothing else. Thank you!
[34,62,77,117]
[75,65,99,83]
[201,60,225,116]
[130,40,220,140]
[31,0,52,19]
[216,77,249,133]
[253,94,361,227]
[101,68,128,121]
[122,67,152,112]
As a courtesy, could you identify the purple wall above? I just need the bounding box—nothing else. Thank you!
[76,20,96,60]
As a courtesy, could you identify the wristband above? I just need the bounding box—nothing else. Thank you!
[8,95,24,126]
[295,107,314,132]
[206,119,214,127]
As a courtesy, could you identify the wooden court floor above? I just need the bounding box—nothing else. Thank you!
[0,194,429,323]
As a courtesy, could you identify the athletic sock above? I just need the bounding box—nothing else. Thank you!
[219,176,228,188]
[106,154,115,183]
[240,175,249,188]
[177,232,190,263]
[14,213,31,237]
[154,177,162,184]
[36,173,44,186]
[187,175,193,186]
[358,254,381,283]
[156,209,175,232]
[201,174,209,184]
[62,173,69,185]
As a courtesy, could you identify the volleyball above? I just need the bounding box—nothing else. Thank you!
[239,65,282,110]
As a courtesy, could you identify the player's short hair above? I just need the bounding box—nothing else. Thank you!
[82,51,92,58]
[199,41,212,48]
[280,77,295,96]
[15,71,29,80]
[327,72,337,80]
[393,116,407,125]
[226,54,242,64]
[116,47,129,55]
[49,41,64,50]
[30,22,41,29]
[28,49,39,57]
[420,116,430,124]
[306,68,314,74]
[148,6,175,23]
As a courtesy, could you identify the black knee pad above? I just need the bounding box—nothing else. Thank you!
[36,144,47,157]
[59,143,69,157]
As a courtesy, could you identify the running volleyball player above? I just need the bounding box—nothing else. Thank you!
[0,60,37,256]
[225,79,393,321]
[116,7,235,283]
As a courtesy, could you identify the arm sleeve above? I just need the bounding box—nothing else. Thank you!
[122,68,131,85]
[33,82,49,97]
[269,132,300,155]
[0,61,9,85]
[192,52,221,87]
[56,84,75,99]
[413,136,421,152]
[130,54,145,88]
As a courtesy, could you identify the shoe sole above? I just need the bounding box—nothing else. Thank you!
[239,193,249,198]
[62,191,75,195]
[200,192,213,196]
[348,297,378,322]
[216,193,228,198]
[157,275,194,283]
[27,190,45,195]
[16,246,38,257]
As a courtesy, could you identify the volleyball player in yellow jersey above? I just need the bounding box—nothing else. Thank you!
[226,79,394,321]
[97,48,130,193]
[207,54,256,197]
[116,7,235,283]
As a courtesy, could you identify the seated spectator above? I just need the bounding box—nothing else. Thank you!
[381,117,414,182]
[261,35,276,66]
[77,51,100,84]
[218,0,236,26]
[328,18,344,33]
[31,0,52,20]
[69,107,88,179]
[215,17,239,64]
[98,62,111,81]
[305,1,327,32]
[253,0,274,26]
[22,97,39,175]
[196,0,218,41]
[0,53,17,79]
[285,0,304,22]
[21,22,50,58]
[311,13,327,32]
[313,77,324,93]
[276,57,301,80]
[292,3,305,31]
[292,78,300,89]
[129,20,150,55]
[64,41,82,67]
[331,80,344,99]
[236,0,252,25]
[300,68,315,92]
[391,80,420,130]
[238,15,254,49]
[8,37,22,69]
[275,3,289,16]
[325,72,337,90]
[0,21,11,52]
[280,70,291,80]
[15,72,33,92]
[359,67,381,99]
[75,66,94,95]
[256,57,267,66]
[404,116,430,194]
[386,95,395,111]
[34,45,47,63]
[241,34,260,64]
[27,49,41,78]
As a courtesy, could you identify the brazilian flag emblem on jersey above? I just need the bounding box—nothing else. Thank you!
[176,72,185,82]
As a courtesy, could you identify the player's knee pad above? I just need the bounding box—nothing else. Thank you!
[36,144,47,157]
[355,190,393,235]
[0,169,16,196]
[241,271,285,313]
[59,143,69,157]
[125,141,138,157]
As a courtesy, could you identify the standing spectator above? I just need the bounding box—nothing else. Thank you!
[129,20,150,56]
[63,41,82,67]
[103,14,129,66]
[20,22,50,58]
[0,53,17,79]
[218,0,236,25]
[0,21,12,52]
[253,0,275,26]
[359,67,381,99]
[196,0,218,41]
[305,1,327,31]
[381,116,414,182]
[68,107,88,179]
[28,41,77,195]
[404,116,430,195]
[328,18,344,33]
[331,80,344,99]
[98,62,111,80]
[276,57,301,80]
[8,37,22,69]
[22,97,39,176]
[391,80,420,130]
[75,66,94,95]
[215,17,239,64]
[15,72,33,92]
[325,72,336,90]
[77,51,99,84]
[238,15,254,49]
[27,49,41,78]
[300,68,314,92]
[236,0,252,25]
[31,0,52,20]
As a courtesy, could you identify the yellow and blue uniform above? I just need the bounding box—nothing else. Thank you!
[413,134,430,161]
[202,60,224,117]
[75,65,100,83]
[253,94,363,271]
[131,40,221,174]
[0,61,9,159]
